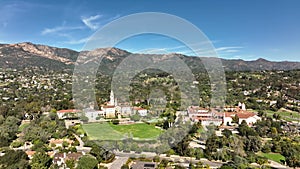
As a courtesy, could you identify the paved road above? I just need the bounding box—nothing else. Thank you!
[268,160,291,169]
[73,134,84,147]
[108,156,129,169]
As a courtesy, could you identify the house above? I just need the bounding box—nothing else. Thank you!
[133,107,148,116]
[188,104,261,126]
[237,113,261,125]
[187,106,209,119]
[119,106,133,116]
[84,108,105,122]
[223,110,261,126]
[56,109,81,119]
[25,151,36,159]
[53,152,83,168]
[64,120,82,129]
[102,105,116,118]
[187,106,223,126]
[131,161,157,169]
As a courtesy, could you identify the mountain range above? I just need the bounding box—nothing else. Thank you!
[0,42,299,72]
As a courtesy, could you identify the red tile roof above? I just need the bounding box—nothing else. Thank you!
[57,109,81,113]
[66,152,83,160]
[25,151,36,156]
[103,105,115,108]
[133,107,146,110]
[237,112,256,119]
[224,111,256,119]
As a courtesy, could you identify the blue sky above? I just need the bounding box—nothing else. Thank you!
[0,0,300,61]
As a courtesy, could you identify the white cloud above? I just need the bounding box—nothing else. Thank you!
[215,46,243,52]
[81,15,102,30]
[223,49,240,53]
[41,25,84,35]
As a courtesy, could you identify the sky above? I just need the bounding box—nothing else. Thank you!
[0,0,300,61]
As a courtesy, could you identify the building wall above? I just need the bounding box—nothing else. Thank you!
[224,116,233,125]
[201,120,223,126]
[104,107,116,118]
[239,116,261,125]
[85,110,103,122]
[137,109,147,116]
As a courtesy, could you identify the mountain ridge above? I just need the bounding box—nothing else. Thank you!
[0,42,299,72]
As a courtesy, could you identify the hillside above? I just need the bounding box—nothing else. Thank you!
[0,42,299,72]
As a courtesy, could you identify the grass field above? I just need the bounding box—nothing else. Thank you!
[251,109,300,122]
[82,122,163,141]
[265,109,300,122]
[258,152,285,163]
[18,123,29,132]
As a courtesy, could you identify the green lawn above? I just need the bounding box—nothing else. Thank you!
[18,123,30,132]
[265,109,299,122]
[258,152,285,163]
[82,122,163,141]
[252,109,300,122]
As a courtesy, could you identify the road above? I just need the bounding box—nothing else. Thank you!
[73,134,84,148]
[108,156,129,169]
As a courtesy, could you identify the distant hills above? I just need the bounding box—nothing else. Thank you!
[0,42,299,72]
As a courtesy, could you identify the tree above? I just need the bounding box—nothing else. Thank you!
[238,120,257,136]
[256,156,269,167]
[121,164,129,169]
[174,165,186,169]
[130,114,141,122]
[205,134,219,159]
[79,115,89,123]
[194,148,204,160]
[276,98,285,109]
[173,136,191,156]
[244,136,261,153]
[90,144,115,163]
[286,154,300,168]
[66,159,76,169]
[222,129,232,138]
[273,113,281,121]
[0,116,20,143]
[270,127,278,137]
[0,150,29,169]
[230,136,246,157]
[232,114,239,124]
[153,155,160,162]
[158,159,169,168]
[30,151,52,169]
[111,119,119,125]
[76,155,98,169]
[262,143,272,153]
[258,111,266,117]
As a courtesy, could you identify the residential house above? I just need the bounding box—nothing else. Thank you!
[84,108,105,122]
[25,151,36,159]
[224,109,261,126]
[56,109,81,119]
[187,106,223,126]
[53,152,83,168]
[133,107,148,117]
